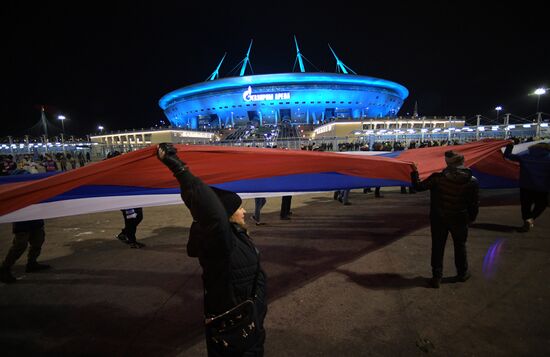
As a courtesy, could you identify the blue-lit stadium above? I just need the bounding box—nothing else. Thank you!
[158,39,409,130]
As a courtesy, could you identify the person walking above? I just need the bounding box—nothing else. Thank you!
[157,143,267,356]
[0,219,51,284]
[411,150,479,288]
[504,142,550,232]
[280,195,292,220]
[116,208,146,248]
[252,197,267,225]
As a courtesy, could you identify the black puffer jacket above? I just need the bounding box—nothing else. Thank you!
[175,169,266,316]
[411,167,479,224]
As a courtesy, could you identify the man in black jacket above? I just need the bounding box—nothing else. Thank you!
[411,150,479,288]
[157,143,267,356]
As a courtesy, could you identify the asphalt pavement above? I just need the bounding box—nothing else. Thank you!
[1,188,549,356]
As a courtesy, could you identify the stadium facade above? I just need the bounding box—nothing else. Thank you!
[158,39,409,129]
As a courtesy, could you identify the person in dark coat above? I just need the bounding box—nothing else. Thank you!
[411,150,479,288]
[504,142,550,232]
[157,143,267,356]
[108,151,146,248]
[0,219,51,284]
[116,208,145,248]
[280,195,292,220]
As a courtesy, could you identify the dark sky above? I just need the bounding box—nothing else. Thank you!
[2,1,549,136]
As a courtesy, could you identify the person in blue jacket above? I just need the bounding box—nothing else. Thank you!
[504,142,550,232]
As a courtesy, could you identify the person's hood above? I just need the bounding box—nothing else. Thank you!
[443,166,472,184]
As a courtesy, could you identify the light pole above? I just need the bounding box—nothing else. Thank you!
[58,115,66,134]
[495,106,502,123]
[534,88,546,113]
[98,125,104,133]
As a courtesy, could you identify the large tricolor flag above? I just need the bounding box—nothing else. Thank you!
[0,139,518,223]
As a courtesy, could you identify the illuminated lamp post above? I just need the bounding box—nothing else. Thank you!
[58,115,67,154]
[534,88,546,113]
[58,115,66,134]
[495,106,502,123]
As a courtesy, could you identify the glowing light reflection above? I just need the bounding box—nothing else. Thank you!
[482,239,505,279]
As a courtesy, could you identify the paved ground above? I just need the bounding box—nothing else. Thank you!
[1,188,549,356]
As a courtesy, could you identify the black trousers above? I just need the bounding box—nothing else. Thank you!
[121,208,143,243]
[520,188,548,221]
[3,228,45,268]
[430,218,468,278]
[280,196,292,218]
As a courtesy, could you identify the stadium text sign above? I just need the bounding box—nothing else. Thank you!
[242,86,291,102]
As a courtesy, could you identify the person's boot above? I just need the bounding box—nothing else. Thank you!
[428,276,441,289]
[25,261,51,273]
[128,241,146,249]
[116,232,129,244]
[455,271,471,282]
[518,219,534,232]
[0,265,16,284]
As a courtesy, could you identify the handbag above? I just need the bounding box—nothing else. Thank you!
[205,298,260,354]
[205,259,261,354]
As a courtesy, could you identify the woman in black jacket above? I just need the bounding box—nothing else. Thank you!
[157,143,267,357]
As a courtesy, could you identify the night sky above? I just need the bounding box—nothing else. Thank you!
[2,1,549,137]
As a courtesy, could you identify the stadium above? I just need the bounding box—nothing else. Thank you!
[158,39,409,130]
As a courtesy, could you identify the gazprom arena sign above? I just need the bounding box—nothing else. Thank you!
[242,86,291,102]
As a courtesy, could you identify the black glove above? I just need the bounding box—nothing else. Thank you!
[157,143,186,174]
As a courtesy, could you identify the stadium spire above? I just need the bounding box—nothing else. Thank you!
[294,35,306,72]
[41,105,49,137]
[207,52,226,81]
[328,44,357,75]
[239,39,254,76]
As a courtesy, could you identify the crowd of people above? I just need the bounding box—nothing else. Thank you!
[1,135,549,356]
[1,151,91,175]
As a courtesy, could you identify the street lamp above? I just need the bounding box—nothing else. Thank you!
[98,125,104,133]
[534,88,546,113]
[58,115,66,134]
[495,106,502,123]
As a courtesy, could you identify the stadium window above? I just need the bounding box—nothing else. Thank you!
[232,105,235,108]
[246,104,250,106]
[279,102,283,105]
[331,101,336,103]
[340,101,344,104]
[294,102,299,104]
[270,103,274,105]
[238,105,242,107]
[285,102,290,104]
[317,101,321,104]
[224,106,228,108]
[253,104,256,106]
[348,102,352,104]
[325,101,330,103]
[302,101,305,104]
[201,109,204,111]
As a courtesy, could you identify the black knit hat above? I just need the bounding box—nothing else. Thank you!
[211,187,242,216]
[445,150,464,167]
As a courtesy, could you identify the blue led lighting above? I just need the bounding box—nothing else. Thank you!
[159,72,408,109]
[159,72,409,129]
